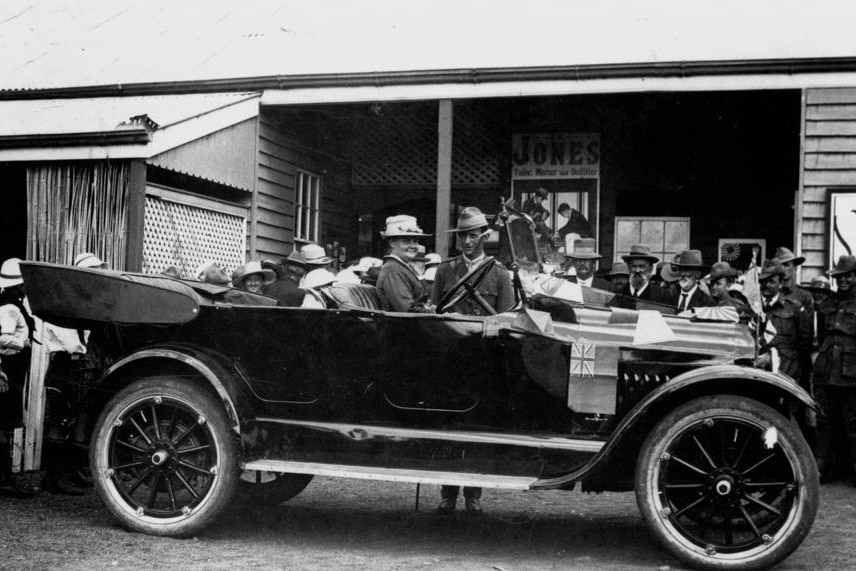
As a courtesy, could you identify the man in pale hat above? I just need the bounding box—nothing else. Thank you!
[300,244,337,292]
[0,258,36,497]
[813,255,856,485]
[608,244,670,309]
[431,206,513,514]
[563,238,610,291]
[376,215,433,313]
[671,250,714,313]
[336,257,383,285]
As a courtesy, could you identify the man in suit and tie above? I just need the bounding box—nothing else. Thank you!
[563,238,611,291]
[671,250,715,313]
[608,244,671,310]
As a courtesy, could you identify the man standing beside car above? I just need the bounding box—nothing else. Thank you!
[813,255,856,486]
[431,206,514,514]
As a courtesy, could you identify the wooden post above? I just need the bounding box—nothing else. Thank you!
[435,100,453,257]
[125,160,147,272]
[23,323,49,471]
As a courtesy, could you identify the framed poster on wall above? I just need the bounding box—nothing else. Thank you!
[829,189,856,266]
[718,239,765,271]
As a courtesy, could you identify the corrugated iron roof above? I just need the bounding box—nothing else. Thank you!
[1,0,855,93]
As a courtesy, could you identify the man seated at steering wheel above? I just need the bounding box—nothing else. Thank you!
[430,206,515,515]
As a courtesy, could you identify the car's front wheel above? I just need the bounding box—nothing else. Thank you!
[635,395,818,570]
[90,376,239,537]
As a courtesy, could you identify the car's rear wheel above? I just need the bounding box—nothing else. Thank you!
[238,470,313,504]
[635,395,818,570]
[90,376,239,537]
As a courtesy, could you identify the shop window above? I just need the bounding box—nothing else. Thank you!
[614,217,690,263]
[295,170,321,242]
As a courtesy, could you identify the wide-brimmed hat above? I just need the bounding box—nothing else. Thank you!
[352,257,383,273]
[74,252,108,269]
[659,255,681,283]
[380,215,431,238]
[447,207,490,234]
[565,238,601,260]
[671,250,708,272]
[234,261,275,287]
[804,275,832,294]
[425,253,442,268]
[708,261,738,281]
[304,268,337,289]
[606,262,630,277]
[828,254,856,276]
[773,246,805,267]
[300,244,334,265]
[621,244,659,264]
[758,259,786,280]
[0,258,24,288]
[282,250,308,269]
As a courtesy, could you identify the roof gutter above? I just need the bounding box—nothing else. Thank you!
[4,56,856,100]
[0,129,151,149]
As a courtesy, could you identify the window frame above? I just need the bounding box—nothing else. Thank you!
[294,170,321,243]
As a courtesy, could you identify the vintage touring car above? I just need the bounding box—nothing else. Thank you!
[20,247,818,570]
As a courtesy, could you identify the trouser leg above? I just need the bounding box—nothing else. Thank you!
[441,485,460,500]
[815,385,843,478]
[463,487,482,499]
[842,388,856,480]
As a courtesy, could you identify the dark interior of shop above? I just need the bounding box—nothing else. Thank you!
[270,89,800,263]
[0,163,27,263]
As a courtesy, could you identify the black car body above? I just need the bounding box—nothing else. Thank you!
[19,254,819,570]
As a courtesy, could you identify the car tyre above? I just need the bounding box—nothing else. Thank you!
[237,471,313,504]
[90,376,239,537]
[635,395,818,570]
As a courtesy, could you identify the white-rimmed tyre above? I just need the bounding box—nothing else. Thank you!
[635,395,818,570]
[90,377,239,537]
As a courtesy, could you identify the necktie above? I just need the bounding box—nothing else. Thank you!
[678,293,688,311]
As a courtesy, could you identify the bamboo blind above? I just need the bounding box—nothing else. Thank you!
[26,162,130,269]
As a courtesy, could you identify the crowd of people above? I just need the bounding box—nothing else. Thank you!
[1,206,854,506]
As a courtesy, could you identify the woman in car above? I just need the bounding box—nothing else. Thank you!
[376,215,433,313]
[233,261,275,294]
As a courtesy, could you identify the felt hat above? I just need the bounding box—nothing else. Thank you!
[234,261,275,288]
[758,259,786,280]
[804,275,832,294]
[74,252,108,269]
[282,250,308,268]
[659,255,681,283]
[0,258,24,288]
[300,244,334,265]
[606,262,630,277]
[447,207,490,233]
[708,261,738,281]
[565,238,601,260]
[773,246,805,266]
[621,244,659,264]
[828,254,856,276]
[380,215,431,238]
[671,250,709,272]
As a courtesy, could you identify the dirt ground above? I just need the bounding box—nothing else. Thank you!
[0,475,854,570]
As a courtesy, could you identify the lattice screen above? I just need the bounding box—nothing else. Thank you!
[349,103,500,186]
[142,195,246,278]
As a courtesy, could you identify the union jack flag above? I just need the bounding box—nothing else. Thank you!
[570,343,596,379]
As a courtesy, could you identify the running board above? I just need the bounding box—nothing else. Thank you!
[241,460,539,490]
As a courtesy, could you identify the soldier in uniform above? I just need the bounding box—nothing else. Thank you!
[708,261,752,320]
[814,255,856,485]
[431,207,514,514]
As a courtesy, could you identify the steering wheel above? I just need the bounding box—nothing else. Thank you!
[435,257,499,315]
